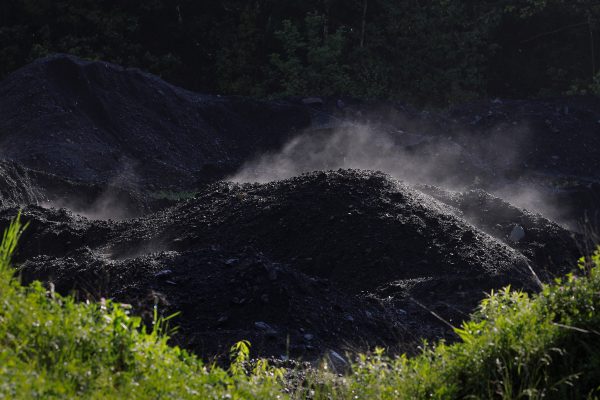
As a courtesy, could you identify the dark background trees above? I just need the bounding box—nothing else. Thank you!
[1,0,599,105]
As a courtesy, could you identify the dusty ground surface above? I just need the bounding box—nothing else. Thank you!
[0,55,595,361]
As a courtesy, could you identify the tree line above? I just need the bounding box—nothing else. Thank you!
[1,0,599,105]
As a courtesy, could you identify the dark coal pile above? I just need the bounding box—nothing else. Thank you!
[0,55,591,361]
[20,248,400,360]
[137,170,552,293]
[0,170,579,359]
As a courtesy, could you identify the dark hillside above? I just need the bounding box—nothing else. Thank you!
[0,54,310,187]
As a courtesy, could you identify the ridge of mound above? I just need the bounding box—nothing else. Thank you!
[419,185,579,275]
[0,54,310,187]
[122,170,567,292]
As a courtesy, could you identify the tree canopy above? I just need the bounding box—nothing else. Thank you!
[1,0,599,105]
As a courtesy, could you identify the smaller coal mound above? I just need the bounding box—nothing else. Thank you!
[0,158,168,219]
[419,185,580,278]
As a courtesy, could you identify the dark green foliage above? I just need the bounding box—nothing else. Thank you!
[1,0,599,104]
[268,13,351,97]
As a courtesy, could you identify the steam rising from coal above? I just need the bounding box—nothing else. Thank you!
[46,160,140,221]
[231,124,467,185]
[230,123,569,225]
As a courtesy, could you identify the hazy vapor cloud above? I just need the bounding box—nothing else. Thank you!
[229,122,568,225]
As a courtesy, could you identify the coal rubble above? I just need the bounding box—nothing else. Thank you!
[1,170,579,360]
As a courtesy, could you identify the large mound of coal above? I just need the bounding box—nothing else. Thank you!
[128,170,544,292]
[0,54,310,188]
[3,170,579,359]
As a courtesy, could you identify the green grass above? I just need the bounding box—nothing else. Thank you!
[1,212,600,399]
